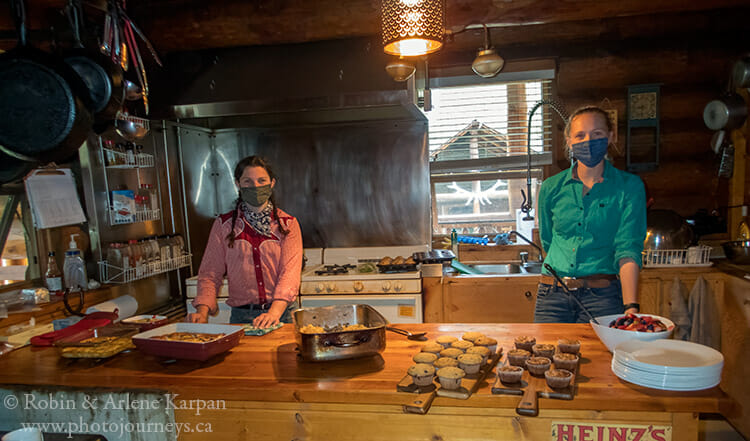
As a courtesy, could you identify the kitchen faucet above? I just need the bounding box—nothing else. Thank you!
[510,230,544,262]
[520,99,568,221]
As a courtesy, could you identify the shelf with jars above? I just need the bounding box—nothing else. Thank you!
[103,145,155,168]
[98,235,189,284]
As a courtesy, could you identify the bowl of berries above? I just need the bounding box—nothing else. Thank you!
[590,313,674,353]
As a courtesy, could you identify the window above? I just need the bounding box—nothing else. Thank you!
[426,74,553,235]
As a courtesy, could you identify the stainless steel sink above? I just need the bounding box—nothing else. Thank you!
[521,262,543,274]
[466,262,542,275]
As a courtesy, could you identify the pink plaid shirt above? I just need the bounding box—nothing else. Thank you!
[193,208,303,315]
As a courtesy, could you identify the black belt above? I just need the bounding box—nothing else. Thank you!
[233,303,272,311]
[539,274,618,290]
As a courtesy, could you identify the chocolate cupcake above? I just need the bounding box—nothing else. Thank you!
[514,335,536,352]
[544,368,573,389]
[434,357,460,369]
[436,366,466,390]
[413,352,439,365]
[532,343,556,359]
[451,340,474,352]
[408,363,436,387]
[525,356,552,376]
[557,338,581,354]
[498,365,524,384]
[553,352,579,372]
[457,353,483,374]
[507,349,531,367]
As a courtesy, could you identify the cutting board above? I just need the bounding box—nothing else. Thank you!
[491,355,579,416]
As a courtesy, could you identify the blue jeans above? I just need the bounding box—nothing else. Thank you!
[230,300,298,324]
[534,280,623,323]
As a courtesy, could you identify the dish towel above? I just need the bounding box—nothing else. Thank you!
[688,275,721,350]
[669,276,691,341]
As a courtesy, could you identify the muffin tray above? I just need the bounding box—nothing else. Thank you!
[491,352,580,417]
[397,348,503,414]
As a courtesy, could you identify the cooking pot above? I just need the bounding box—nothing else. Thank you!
[644,209,695,250]
[731,55,750,89]
[0,0,94,163]
[703,92,748,131]
[0,151,36,184]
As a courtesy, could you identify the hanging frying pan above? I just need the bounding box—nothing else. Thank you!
[0,0,94,163]
[0,151,37,184]
[62,0,124,132]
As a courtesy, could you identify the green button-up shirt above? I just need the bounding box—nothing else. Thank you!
[538,161,647,278]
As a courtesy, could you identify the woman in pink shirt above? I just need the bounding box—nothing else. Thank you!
[188,156,303,327]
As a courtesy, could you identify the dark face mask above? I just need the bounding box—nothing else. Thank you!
[240,185,272,207]
[571,138,609,167]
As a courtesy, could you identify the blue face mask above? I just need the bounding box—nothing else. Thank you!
[571,138,609,167]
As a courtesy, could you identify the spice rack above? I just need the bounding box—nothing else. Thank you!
[98,254,192,284]
[108,207,161,225]
[103,148,155,168]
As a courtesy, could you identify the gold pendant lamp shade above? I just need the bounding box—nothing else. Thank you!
[381,0,445,57]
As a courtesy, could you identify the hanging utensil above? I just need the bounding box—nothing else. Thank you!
[703,92,748,131]
[543,264,600,324]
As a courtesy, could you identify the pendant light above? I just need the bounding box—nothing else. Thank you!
[381,0,445,57]
[472,25,504,78]
[385,57,416,82]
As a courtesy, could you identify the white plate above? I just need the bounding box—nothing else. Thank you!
[611,361,721,391]
[614,339,723,371]
[611,359,721,386]
[613,357,722,378]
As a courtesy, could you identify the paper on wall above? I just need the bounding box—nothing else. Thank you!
[23,169,86,229]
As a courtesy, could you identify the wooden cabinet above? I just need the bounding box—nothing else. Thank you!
[440,276,538,323]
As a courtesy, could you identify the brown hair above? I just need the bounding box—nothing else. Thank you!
[226,156,290,247]
[564,105,614,138]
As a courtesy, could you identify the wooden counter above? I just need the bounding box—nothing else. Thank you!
[0,324,730,441]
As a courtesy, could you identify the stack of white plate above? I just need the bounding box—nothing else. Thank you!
[611,339,723,391]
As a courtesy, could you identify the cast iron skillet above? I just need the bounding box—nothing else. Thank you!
[0,0,94,163]
[62,0,124,132]
[0,151,37,184]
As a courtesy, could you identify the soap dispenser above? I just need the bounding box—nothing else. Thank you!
[63,234,88,291]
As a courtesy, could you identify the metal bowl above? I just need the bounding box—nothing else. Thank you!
[644,209,695,250]
[722,240,750,264]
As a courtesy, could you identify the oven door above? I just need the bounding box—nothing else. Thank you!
[299,294,422,324]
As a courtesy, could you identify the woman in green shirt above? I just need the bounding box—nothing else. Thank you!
[535,106,647,323]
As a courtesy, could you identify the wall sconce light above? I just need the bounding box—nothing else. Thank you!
[471,25,504,78]
[385,57,416,81]
[381,0,445,57]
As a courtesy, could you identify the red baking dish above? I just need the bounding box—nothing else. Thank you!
[131,323,243,361]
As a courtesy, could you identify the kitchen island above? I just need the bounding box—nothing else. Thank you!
[0,324,730,441]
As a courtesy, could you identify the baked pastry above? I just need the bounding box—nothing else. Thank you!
[525,356,552,376]
[433,357,460,368]
[545,368,573,389]
[408,363,436,387]
[532,343,555,359]
[462,331,484,343]
[421,342,444,354]
[507,349,531,367]
[379,256,392,265]
[474,336,498,353]
[60,336,134,359]
[439,348,464,359]
[151,332,225,343]
[457,353,483,374]
[514,335,536,352]
[466,346,491,364]
[392,256,405,265]
[450,340,474,352]
[498,365,524,384]
[413,352,438,365]
[557,338,581,354]
[436,366,466,390]
[553,352,579,372]
[436,335,459,348]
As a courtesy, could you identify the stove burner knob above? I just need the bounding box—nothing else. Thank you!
[393,281,403,292]
[315,283,325,293]
[326,282,337,293]
[353,281,364,292]
[381,281,392,292]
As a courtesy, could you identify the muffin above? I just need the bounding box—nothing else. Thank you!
[408,363,436,386]
[557,338,581,354]
[457,353,483,374]
[545,368,573,389]
[553,352,579,372]
[498,365,524,384]
[436,366,466,390]
[466,345,491,364]
[507,349,531,367]
[462,331,484,343]
[532,343,556,359]
[434,357,460,369]
[436,335,459,349]
[514,335,536,352]
[421,342,444,354]
[525,356,552,376]
[451,340,474,352]
[413,352,439,365]
[440,347,464,359]
[474,336,498,354]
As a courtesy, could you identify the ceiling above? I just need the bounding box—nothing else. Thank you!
[1,0,748,57]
